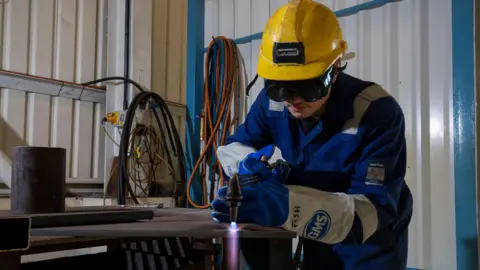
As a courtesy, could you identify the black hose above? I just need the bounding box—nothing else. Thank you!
[120,91,185,205]
[124,0,132,110]
[124,92,186,205]
[82,77,186,206]
[82,76,145,92]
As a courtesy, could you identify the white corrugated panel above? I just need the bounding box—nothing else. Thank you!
[129,0,188,192]
[0,0,107,192]
[0,0,188,195]
[204,0,455,269]
[132,0,188,104]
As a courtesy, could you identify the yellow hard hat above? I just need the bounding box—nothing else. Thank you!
[257,0,347,81]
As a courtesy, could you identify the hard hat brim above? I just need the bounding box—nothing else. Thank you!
[341,52,356,61]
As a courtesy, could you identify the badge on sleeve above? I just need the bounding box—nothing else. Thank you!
[365,161,385,186]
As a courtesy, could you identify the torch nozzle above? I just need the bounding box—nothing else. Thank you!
[226,173,242,224]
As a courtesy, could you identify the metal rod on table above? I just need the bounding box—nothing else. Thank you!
[292,238,303,269]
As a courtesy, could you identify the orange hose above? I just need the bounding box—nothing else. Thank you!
[186,36,241,208]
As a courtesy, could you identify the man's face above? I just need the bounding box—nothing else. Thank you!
[278,62,340,119]
[283,93,330,119]
[282,62,340,119]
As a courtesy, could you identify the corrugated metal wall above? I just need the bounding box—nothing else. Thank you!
[130,0,188,192]
[131,0,187,104]
[0,0,107,192]
[204,0,455,269]
[0,0,188,195]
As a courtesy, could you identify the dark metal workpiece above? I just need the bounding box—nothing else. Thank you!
[11,146,66,214]
[22,209,294,270]
[30,209,296,240]
[28,210,154,228]
[0,206,154,228]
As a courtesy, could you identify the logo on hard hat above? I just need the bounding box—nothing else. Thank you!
[272,42,305,64]
[303,210,331,241]
[276,48,299,57]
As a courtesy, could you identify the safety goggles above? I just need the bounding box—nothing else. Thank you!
[265,65,335,103]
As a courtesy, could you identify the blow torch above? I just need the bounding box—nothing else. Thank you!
[225,173,242,228]
[225,156,283,228]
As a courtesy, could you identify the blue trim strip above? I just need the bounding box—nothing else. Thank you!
[452,0,478,269]
[186,0,205,205]
[203,0,405,50]
[333,0,403,17]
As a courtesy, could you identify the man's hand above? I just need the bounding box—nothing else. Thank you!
[212,145,291,226]
[236,144,275,176]
[213,144,369,246]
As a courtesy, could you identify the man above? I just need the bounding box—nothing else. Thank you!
[211,0,413,269]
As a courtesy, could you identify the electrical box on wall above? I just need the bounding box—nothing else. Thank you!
[103,110,126,127]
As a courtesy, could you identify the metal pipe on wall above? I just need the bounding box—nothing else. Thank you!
[123,0,132,110]
[202,0,406,51]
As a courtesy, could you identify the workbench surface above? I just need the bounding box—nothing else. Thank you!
[30,208,297,239]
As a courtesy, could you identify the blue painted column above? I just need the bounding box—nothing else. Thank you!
[186,0,205,206]
[452,0,478,269]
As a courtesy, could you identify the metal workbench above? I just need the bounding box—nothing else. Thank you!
[31,208,294,239]
[22,208,296,270]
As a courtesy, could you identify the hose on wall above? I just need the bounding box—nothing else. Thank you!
[186,36,249,208]
[82,77,186,206]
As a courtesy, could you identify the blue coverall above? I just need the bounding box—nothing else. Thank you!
[225,72,413,270]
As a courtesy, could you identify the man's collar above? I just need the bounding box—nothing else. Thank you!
[288,73,354,124]
[323,72,357,122]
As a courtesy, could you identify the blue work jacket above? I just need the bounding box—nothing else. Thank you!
[227,72,413,270]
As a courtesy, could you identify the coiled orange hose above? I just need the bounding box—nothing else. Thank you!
[186,36,244,208]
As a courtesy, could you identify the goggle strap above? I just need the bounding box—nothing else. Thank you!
[246,74,259,96]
